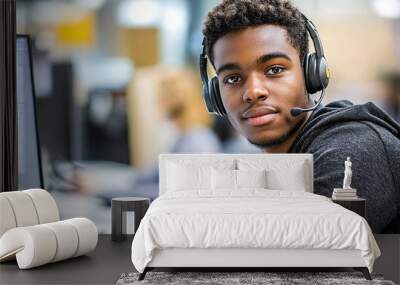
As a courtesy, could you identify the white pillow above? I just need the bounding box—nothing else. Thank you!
[211,168,236,190]
[267,164,306,191]
[236,169,267,189]
[237,159,308,191]
[211,169,268,190]
[167,162,211,191]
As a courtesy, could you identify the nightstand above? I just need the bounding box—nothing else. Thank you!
[331,197,366,218]
[111,197,150,242]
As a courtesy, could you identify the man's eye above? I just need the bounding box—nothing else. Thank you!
[224,75,242,85]
[266,66,285,75]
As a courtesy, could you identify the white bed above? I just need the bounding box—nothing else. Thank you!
[131,154,380,280]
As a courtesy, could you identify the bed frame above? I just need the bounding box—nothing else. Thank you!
[138,154,372,281]
[139,248,370,280]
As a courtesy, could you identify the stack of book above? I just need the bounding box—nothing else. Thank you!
[332,188,358,200]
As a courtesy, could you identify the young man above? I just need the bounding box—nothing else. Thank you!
[202,0,400,233]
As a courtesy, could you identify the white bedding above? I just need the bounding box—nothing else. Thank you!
[131,190,380,273]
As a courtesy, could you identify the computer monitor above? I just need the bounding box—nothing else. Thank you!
[16,35,44,189]
[35,61,73,164]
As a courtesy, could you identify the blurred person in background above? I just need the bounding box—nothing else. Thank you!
[156,69,222,153]
[380,71,400,123]
[75,68,222,203]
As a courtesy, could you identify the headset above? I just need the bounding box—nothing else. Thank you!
[199,13,331,117]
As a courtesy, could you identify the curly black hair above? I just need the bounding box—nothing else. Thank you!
[203,0,308,64]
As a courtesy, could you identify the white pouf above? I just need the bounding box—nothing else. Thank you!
[0,189,98,269]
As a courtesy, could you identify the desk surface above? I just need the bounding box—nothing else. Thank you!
[0,235,133,285]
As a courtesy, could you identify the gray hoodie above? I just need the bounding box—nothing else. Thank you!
[289,100,400,233]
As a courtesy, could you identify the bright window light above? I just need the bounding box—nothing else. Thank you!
[160,0,188,65]
[371,0,400,19]
[117,0,161,27]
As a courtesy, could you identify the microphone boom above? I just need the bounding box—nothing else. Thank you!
[290,88,326,117]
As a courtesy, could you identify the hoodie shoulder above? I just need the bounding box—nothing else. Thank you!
[305,121,399,233]
[306,120,385,156]
[291,100,400,153]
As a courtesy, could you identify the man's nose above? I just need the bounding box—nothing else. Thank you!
[242,73,269,103]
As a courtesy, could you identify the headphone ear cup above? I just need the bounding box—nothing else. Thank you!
[318,57,330,89]
[202,81,215,113]
[303,53,311,93]
[304,53,330,94]
[209,76,226,116]
[306,53,322,94]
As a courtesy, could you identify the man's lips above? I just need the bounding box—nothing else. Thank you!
[241,106,279,127]
[242,106,278,119]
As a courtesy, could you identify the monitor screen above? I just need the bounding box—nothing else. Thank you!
[16,35,43,189]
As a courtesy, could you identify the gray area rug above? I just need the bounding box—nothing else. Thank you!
[116,272,396,285]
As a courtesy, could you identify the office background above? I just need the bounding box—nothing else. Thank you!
[3,0,400,232]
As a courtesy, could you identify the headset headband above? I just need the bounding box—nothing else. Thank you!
[200,38,209,84]
[301,14,324,58]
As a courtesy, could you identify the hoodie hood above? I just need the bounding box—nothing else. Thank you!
[289,100,400,153]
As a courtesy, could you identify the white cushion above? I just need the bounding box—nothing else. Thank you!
[0,218,97,269]
[0,190,60,237]
[23,189,60,223]
[160,154,313,194]
[236,169,267,189]
[0,196,17,237]
[238,159,307,191]
[160,155,237,195]
[42,221,79,262]
[211,169,268,191]
[267,165,306,191]
[1,192,39,227]
[166,162,211,191]
[0,189,98,269]
[211,168,236,190]
[0,226,57,269]
[64,218,98,257]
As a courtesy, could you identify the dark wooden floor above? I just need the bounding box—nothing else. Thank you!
[0,235,134,285]
[1,234,398,285]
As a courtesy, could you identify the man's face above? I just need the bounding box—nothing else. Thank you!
[213,25,309,149]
